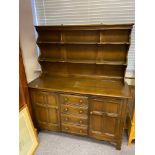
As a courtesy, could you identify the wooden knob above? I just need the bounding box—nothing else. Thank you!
[64,98,68,101]
[79,120,83,124]
[64,108,68,112]
[65,117,68,121]
[79,110,83,114]
[79,99,83,103]
[79,129,82,133]
[65,127,69,130]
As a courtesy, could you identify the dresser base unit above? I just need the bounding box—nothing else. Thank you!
[29,76,129,150]
[29,24,133,150]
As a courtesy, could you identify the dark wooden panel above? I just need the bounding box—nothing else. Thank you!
[99,44,128,63]
[100,29,131,42]
[89,98,122,116]
[30,89,60,131]
[34,105,48,123]
[90,114,103,132]
[37,30,61,42]
[41,61,125,79]
[46,93,58,106]
[48,108,59,124]
[63,30,99,42]
[65,44,97,61]
[38,44,62,60]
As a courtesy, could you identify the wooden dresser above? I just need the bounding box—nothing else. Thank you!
[28,24,133,150]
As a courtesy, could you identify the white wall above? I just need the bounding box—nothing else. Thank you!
[19,0,40,83]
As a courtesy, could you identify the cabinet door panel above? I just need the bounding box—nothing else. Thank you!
[90,100,103,112]
[90,98,121,116]
[33,91,45,105]
[103,116,116,135]
[48,108,59,124]
[89,98,121,139]
[90,115,103,132]
[30,89,60,131]
[106,102,118,114]
[46,93,58,106]
[34,105,48,123]
[90,114,118,138]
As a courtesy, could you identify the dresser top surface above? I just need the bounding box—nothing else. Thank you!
[28,76,130,98]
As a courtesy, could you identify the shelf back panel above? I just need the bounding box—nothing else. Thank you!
[41,62,125,79]
[100,29,131,42]
[63,30,99,42]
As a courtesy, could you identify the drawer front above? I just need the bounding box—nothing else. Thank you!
[62,124,88,136]
[90,97,122,116]
[61,114,88,126]
[61,105,88,116]
[60,94,88,107]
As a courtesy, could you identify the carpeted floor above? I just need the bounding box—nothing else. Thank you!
[35,131,135,155]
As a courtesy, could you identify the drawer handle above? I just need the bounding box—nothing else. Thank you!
[65,127,69,130]
[64,98,68,102]
[79,99,83,103]
[79,129,83,133]
[79,120,83,124]
[64,108,68,112]
[65,117,69,121]
[79,110,83,114]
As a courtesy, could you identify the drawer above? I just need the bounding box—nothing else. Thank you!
[61,105,88,116]
[61,114,88,126]
[62,124,88,136]
[90,97,122,116]
[60,94,88,107]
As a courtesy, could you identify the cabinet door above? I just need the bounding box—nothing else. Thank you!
[46,92,60,130]
[30,90,60,131]
[89,98,122,140]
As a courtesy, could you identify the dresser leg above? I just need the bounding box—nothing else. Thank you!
[116,140,122,150]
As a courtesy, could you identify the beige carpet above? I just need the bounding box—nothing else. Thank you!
[35,131,135,155]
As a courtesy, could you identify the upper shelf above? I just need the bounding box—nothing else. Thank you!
[35,24,133,80]
[37,41,130,45]
[35,24,134,31]
[39,58,127,66]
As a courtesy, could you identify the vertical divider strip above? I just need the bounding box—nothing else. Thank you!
[124,28,132,81]
[61,30,68,75]
[96,30,103,63]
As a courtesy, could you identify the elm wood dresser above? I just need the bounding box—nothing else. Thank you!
[28,24,133,150]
